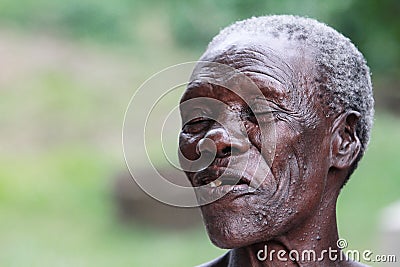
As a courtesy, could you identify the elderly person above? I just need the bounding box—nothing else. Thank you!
[178,15,373,267]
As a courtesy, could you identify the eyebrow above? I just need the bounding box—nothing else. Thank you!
[180,81,213,103]
[182,77,288,105]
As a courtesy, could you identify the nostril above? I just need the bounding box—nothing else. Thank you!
[218,142,246,157]
[221,146,231,157]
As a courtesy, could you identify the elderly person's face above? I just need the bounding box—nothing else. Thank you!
[179,36,333,248]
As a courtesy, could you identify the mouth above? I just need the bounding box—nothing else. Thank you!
[193,167,253,189]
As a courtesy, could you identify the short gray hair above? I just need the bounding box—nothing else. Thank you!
[208,15,374,180]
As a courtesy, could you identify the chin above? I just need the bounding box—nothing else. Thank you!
[207,229,256,249]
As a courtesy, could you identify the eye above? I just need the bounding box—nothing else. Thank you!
[181,106,214,134]
[244,108,258,124]
[182,117,211,134]
[245,107,281,125]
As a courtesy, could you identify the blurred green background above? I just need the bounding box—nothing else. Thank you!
[0,0,399,266]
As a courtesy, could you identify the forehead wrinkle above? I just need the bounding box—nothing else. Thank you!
[202,46,299,100]
[209,37,295,69]
[184,46,308,111]
[207,49,293,86]
[238,47,295,82]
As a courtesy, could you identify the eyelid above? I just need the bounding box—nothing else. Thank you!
[181,108,213,131]
[182,117,211,134]
[185,116,209,125]
[182,107,212,123]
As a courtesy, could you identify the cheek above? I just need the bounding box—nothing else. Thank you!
[247,124,276,165]
[264,125,330,223]
[271,123,330,183]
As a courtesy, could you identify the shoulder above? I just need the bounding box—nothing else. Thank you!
[195,252,231,267]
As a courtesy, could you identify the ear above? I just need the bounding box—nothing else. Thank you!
[330,111,361,169]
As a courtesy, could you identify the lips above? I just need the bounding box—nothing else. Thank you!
[193,166,252,189]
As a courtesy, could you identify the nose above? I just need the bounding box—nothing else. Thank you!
[197,126,250,158]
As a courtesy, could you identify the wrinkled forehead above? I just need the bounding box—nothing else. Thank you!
[201,34,298,84]
[182,34,315,106]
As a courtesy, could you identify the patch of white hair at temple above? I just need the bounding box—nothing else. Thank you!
[208,15,374,180]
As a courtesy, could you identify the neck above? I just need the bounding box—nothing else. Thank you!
[227,190,345,267]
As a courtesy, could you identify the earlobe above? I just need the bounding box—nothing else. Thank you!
[330,111,361,169]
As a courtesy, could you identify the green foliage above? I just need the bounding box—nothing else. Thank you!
[0,0,399,75]
[329,0,400,73]
[167,1,351,50]
[0,0,139,43]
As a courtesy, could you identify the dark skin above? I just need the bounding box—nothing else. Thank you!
[179,34,368,267]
